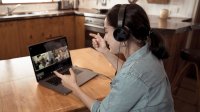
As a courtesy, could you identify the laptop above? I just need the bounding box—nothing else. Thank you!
[28,36,97,95]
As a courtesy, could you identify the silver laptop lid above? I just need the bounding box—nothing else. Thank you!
[28,36,72,82]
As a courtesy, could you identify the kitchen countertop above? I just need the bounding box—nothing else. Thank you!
[0,10,75,21]
[0,8,105,21]
[148,15,192,33]
[0,8,194,33]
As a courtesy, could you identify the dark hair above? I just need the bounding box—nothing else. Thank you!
[106,4,169,59]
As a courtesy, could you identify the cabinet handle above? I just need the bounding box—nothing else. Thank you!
[29,35,33,39]
[46,35,65,40]
[42,32,45,36]
[46,34,55,40]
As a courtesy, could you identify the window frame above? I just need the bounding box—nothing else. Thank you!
[0,0,57,5]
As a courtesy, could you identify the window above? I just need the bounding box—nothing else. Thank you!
[2,0,55,3]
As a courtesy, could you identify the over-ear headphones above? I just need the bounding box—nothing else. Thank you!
[113,4,130,42]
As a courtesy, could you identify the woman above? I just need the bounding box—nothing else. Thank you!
[54,4,174,112]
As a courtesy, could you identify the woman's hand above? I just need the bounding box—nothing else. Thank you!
[54,68,96,109]
[90,33,109,54]
[54,68,78,91]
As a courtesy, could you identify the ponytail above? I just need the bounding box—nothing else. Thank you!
[149,30,169,60]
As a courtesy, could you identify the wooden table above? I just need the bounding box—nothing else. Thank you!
[0,48,115,112]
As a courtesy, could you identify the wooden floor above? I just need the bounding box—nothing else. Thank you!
[174,77,199,112]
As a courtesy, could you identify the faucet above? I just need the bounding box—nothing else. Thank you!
[7,4,21,15]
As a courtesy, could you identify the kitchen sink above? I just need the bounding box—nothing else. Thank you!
[12,12,34,15]
[12,11,57,16]
[0,12,34,17]
[0,14,7,17]
[0,11,52,18]
[0,10,61,19]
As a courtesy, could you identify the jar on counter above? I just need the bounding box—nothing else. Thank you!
[160,9,169,19]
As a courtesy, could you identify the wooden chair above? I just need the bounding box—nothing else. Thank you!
[172,49,200,111]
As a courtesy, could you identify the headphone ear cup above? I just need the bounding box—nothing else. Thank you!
[113,27,130,42]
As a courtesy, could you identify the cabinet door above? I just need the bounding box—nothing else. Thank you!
[75,16,85,49]
[0,21,20,59]
[18,16,75,56]
[44,16,75,49]
[43,16,64,40]
[18,18,46,56]
[62,16,75,49]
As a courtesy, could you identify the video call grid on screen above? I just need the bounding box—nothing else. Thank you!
[32,46,70,71]
[29,37,72,76]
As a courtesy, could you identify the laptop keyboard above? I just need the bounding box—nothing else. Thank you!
[73,69,82,74]
[57,68,70,74]
[57,68,82,75]
[47,68,83,86]
[46,77,61,86]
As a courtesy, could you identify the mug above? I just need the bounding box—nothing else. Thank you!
[160,9,169,19]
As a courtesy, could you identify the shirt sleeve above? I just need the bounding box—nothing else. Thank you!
[91,75,148,112]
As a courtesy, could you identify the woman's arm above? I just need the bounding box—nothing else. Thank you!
[90,33,124,71]
[54,68,95,111]
[92,74,147,112]
[72,85,95,110]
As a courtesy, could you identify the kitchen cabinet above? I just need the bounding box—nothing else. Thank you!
[75,16,85,48]
[43,16,75,49]
[191,1,200,49]
[18,16,75,57]
[0,15,75,59]
[156,30,189,82]
[62,16,75,49]
[18,18,47,56]
[0,21,21,59]
[45,16,64,38]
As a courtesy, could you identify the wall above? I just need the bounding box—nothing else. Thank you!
[79,0,197,18]
[137,0,197,18]
[0,0,197,18]
[79,0,128,9]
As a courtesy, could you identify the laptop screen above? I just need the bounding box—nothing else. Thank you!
[29,37,72,81]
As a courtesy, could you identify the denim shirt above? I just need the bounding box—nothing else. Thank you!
[91,44,174,112]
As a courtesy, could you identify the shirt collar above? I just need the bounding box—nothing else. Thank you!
[125,44,149,63]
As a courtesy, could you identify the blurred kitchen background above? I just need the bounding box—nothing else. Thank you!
[0,0,200,111]
[0,0,197,18]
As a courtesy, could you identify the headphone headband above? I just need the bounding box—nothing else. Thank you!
[118,5,127,28]
[113,4,130,42]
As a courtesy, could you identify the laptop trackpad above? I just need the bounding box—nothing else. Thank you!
[74,67,97,86]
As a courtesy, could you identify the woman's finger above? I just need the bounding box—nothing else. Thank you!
[92,39,98,45]
[89,33,97,38]
[53,71,63,79]
[90,33,102,40]
[69,68,76,80]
